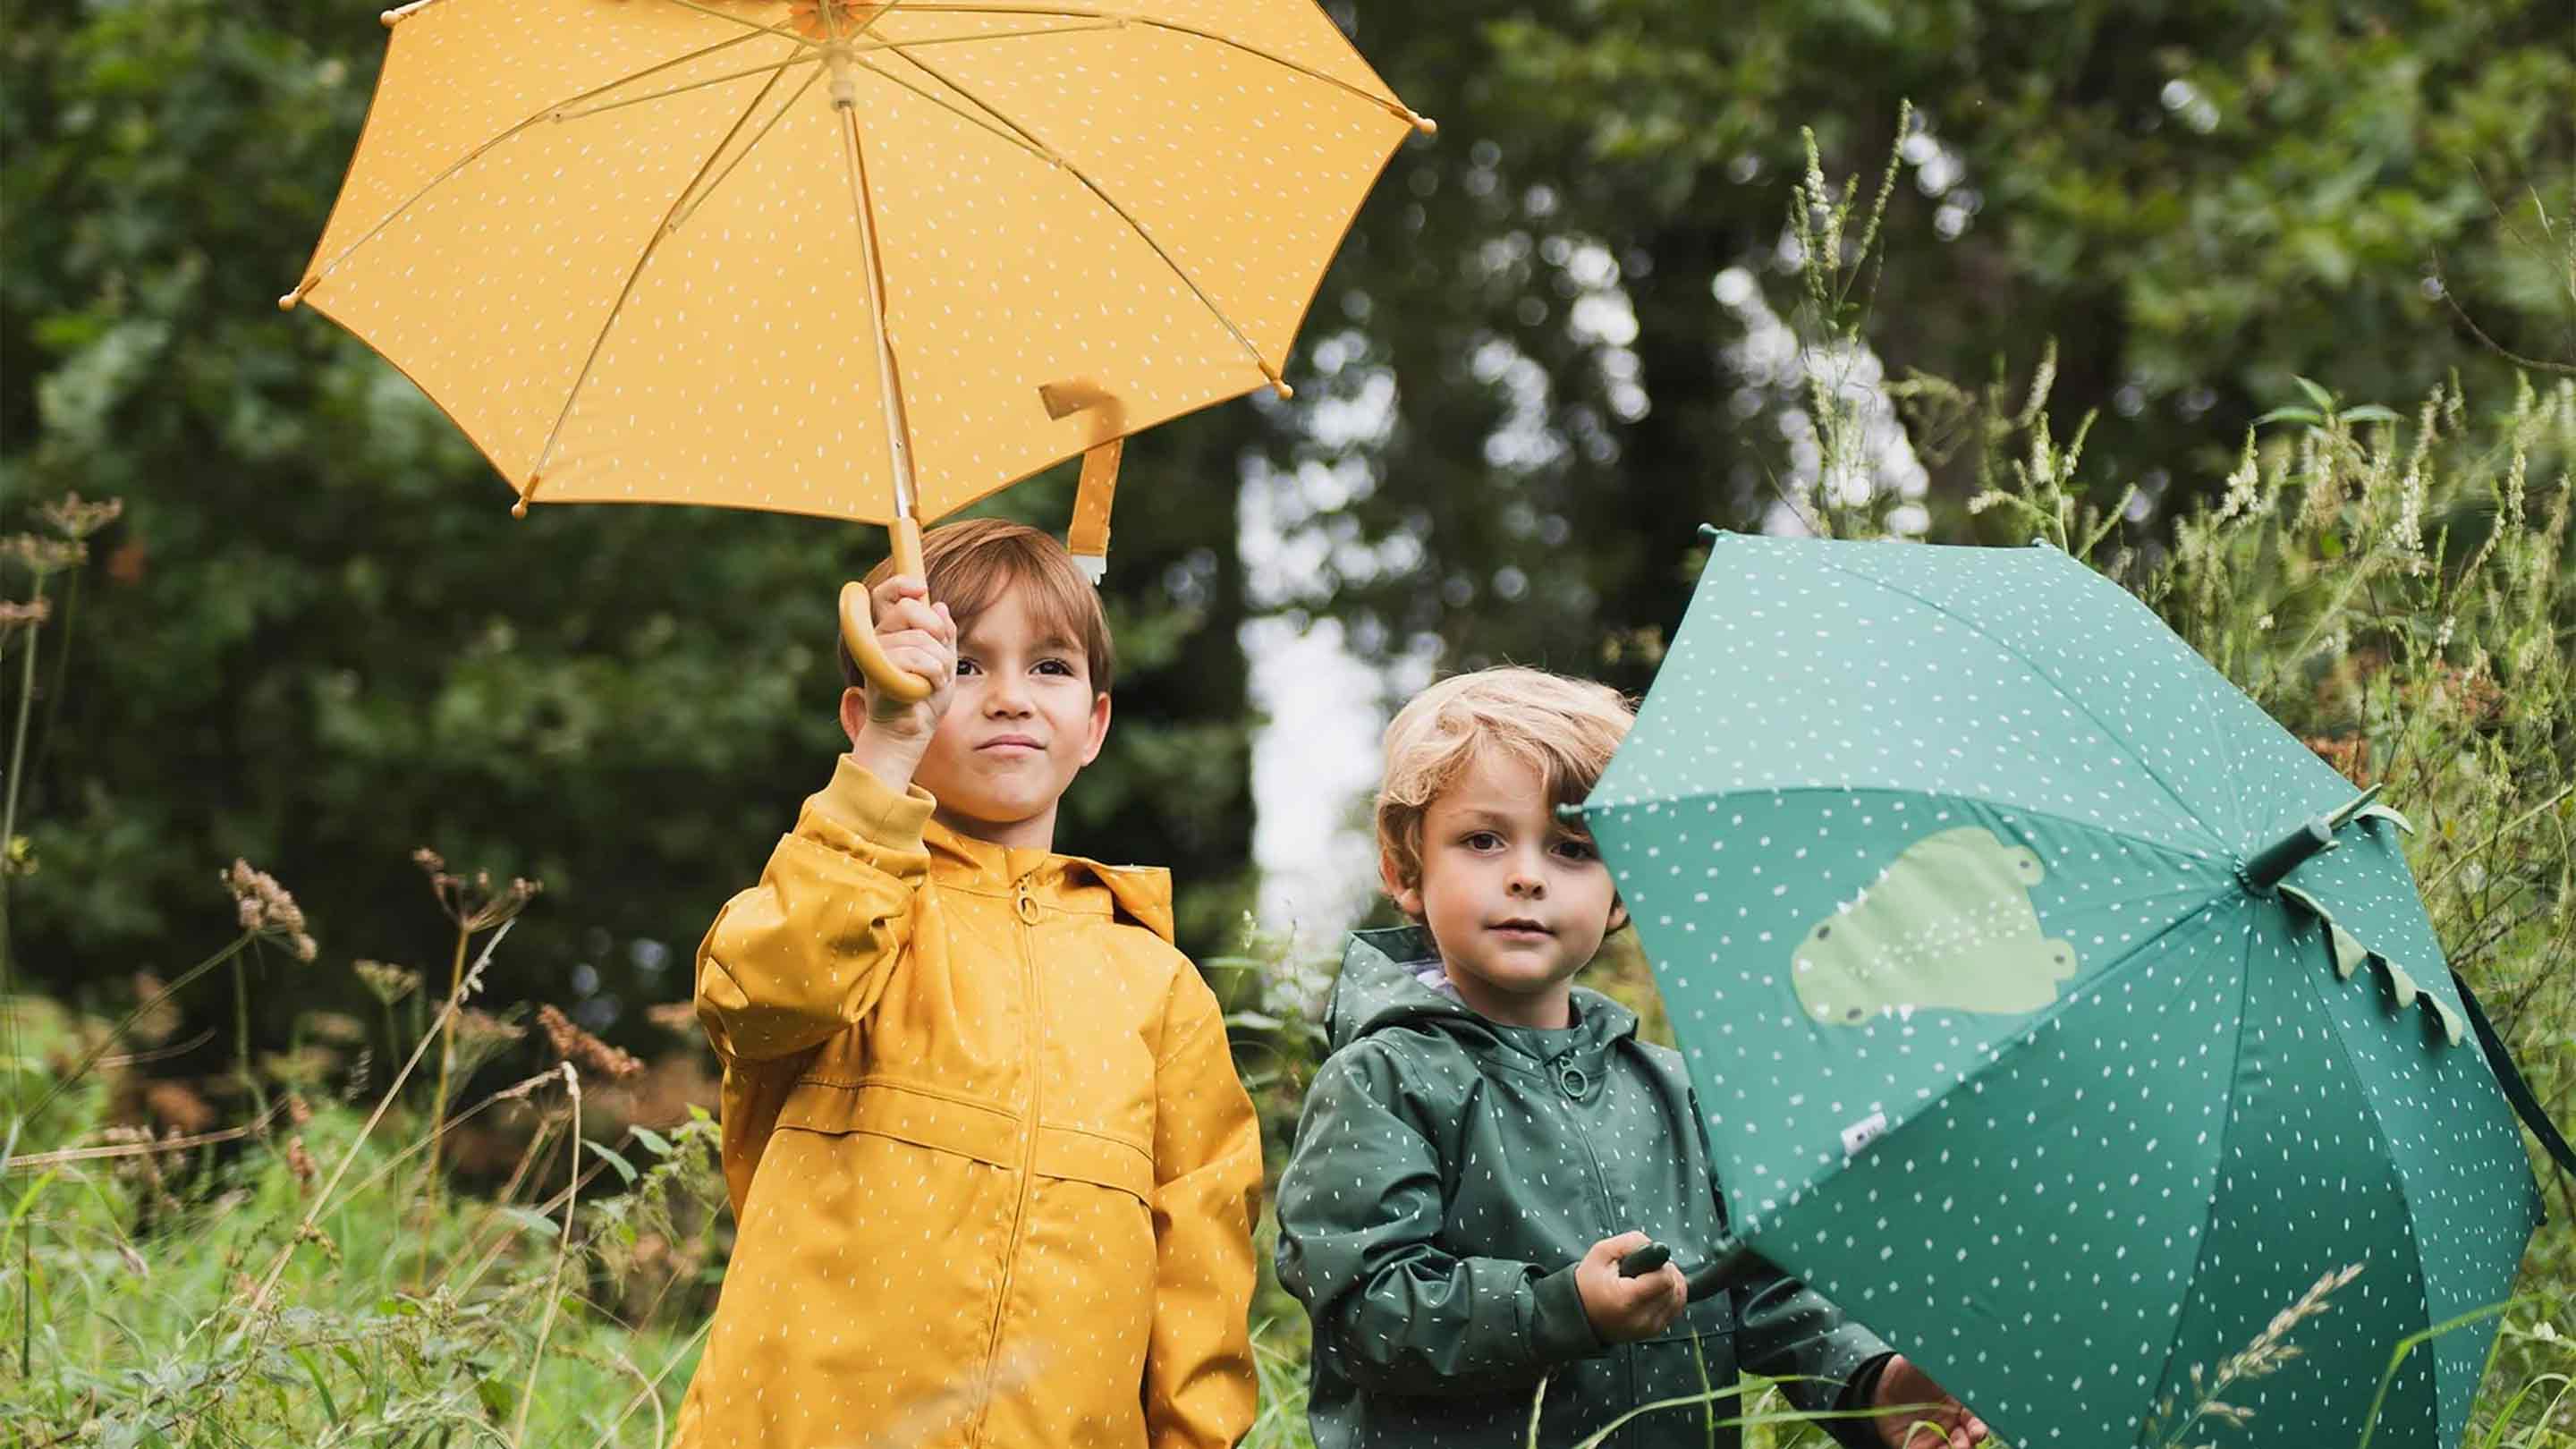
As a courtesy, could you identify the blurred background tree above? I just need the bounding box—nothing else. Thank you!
[2,0,2566,1069]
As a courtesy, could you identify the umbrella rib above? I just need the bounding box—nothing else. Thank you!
[284,21,809,306]
[555,55,821,123]
[874,4,1429,129]
[522,61,801,504]
[849,51,1056,166]
[661,0,824,44]
[2292,937,2446,1428]
[668,62,828,233]
[878,41,1290,394]
[1803,555,2228,853]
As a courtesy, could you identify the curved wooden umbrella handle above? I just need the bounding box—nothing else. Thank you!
[839,517,935,705]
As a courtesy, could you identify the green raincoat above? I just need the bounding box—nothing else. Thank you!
[1276,928,1893,1449]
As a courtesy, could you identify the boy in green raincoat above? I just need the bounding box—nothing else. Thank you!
[1275,667,1985,1449]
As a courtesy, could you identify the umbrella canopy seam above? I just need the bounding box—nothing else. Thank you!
[2144,901,2263,1444]
[2294,926,2450,1427]
[1801,550,2234,858]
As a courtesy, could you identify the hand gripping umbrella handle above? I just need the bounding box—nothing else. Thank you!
[1617,1239,1766,1303]
[839,516,936,705]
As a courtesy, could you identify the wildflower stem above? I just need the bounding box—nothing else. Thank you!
[232,950,268,1120]
[0,582,34,1382]
[513,1063,580,1445]
[421,921,473,1259]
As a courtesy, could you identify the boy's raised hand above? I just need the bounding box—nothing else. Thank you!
[1573,1232,1686,1343]
[846,573,957,783]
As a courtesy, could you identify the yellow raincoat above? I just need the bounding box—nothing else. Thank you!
[671,759,1263,1449]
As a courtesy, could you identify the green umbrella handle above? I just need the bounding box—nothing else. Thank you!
[839,516,935,706]
[1616,1243,1672,1278]
[1615,1239,1766,1302]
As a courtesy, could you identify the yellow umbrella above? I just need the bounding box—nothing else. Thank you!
[284,0,1428,697]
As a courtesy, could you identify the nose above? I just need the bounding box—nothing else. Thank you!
[980,670,1033,717]
[1505,851,1546,899]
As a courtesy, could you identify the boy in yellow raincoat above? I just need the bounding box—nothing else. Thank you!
[671,519,1263,1449]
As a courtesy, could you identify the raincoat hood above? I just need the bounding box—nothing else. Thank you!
[1325,924,1640,1056]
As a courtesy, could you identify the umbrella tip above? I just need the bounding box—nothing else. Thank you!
[1411,112,1437,136]
[510,498,529,519]
[276,291,300,312]
[379,7,398,24]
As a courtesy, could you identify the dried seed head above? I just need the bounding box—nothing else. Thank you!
[221,859,315,961]
[0,598,52,638]
[645,1001,701,1037]
[0,534,87,577]
[413,846,542,930]
[142,1080,216,1135]
[452,1007,526,1050]
[353,959,422,1005]
[537,1004,643,1080]
[37,492,123,541]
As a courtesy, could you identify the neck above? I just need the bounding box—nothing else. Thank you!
[1441,965,1572,1030]
[937,803,1058,853]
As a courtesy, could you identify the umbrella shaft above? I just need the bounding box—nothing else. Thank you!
[831,46,920,529]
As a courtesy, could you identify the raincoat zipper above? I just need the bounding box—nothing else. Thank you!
[969,873,1048,1446]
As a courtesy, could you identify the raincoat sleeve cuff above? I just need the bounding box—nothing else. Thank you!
[1822,1352,1896,1449]
[809,755,936,855]
[1525,1262,1603,1363]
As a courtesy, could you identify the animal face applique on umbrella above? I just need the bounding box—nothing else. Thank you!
[1581,529,2566,1449]
[284,0,1428,696]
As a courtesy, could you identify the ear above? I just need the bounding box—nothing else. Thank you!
[839,686,869,750]
[1075,690,1112,767]
[1605,895,1631,936]
[1378,850,1423,919]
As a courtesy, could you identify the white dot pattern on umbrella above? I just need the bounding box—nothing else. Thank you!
[300,0,1416,523]
[1585,532,2546,1449]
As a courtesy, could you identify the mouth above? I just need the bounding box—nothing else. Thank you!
[1487,919,1554,939]
[978,733,1045,755]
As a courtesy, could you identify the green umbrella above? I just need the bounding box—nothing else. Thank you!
[1580,529,2567,1449]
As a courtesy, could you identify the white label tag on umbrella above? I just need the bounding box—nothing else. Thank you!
[1840,1112,1890,1158]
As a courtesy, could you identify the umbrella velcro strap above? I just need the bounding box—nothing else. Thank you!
[2451,969,2576,1181]
[2276,885,2466,1046]
[1066,437,1123,586]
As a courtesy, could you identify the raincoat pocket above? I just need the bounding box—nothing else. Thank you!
[775,1077,1020,1165]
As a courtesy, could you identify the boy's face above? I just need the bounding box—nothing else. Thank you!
[910,591,1110,850]
[1384,750,1625,1030]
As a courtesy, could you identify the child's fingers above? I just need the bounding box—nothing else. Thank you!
[1587,1231,1653,1268]
[870,572,928,612]
[877,594,944,638]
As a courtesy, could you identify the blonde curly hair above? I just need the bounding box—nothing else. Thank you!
[1375,666,1634,908]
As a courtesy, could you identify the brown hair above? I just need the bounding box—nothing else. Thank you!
[840,518,1115,693]
[1375,666,1634,904]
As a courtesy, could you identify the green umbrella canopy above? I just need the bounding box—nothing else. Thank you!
[1580,530,2546,1449]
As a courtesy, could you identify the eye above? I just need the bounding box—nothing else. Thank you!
[1552,838,1598,862]
[1033,657,1076,677]
[954,657,984,677]
[1460,831,1504,852]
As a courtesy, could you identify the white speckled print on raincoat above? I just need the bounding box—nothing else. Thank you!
[670,758,1262,1449]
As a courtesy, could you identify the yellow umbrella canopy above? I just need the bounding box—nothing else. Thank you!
[286,0,1426,693]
